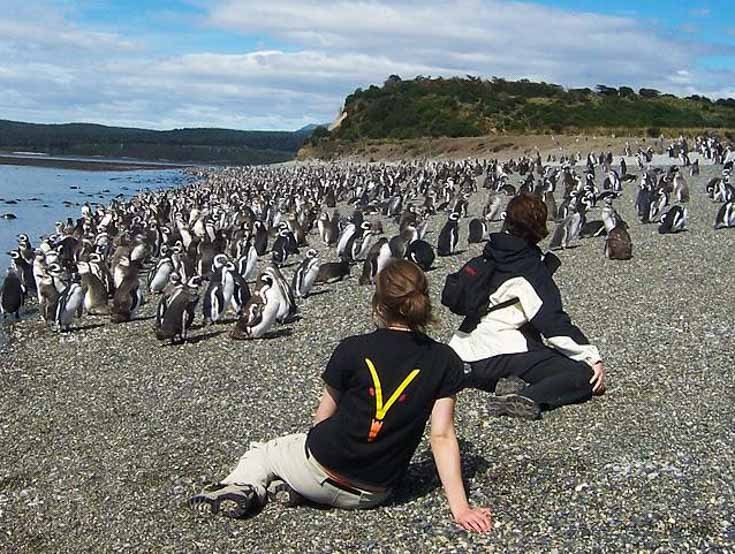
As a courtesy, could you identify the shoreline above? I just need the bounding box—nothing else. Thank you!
[0,155,191,172]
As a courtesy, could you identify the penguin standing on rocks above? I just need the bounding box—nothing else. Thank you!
[292,249,320,298]
[203,256,236,324]
[111,267,143,323]
[549,207,583,250]
[54,274,85,331]
[360,238,393,285]
[0,265,24,320]
[253,221,269,256]
[155,276,201,344]
[317,212,339,246]
[77,261,110,315]
[148,256,174,295]
[437,212,460,256]
[264,265,298,324]
[658,206,688,234]
[605,223,633,260]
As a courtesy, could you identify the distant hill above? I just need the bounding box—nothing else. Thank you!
[0,120,315,165]
[322,76,735,143]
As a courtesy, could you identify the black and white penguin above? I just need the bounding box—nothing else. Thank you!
[203,255,235,324]
[111,268,143,323]
[230,271,252,316]
[77,261,110,315]
[605,223,633,260]
[360,238,393,285]
[148,256,174,295]
[673,173,689,203]
[549,208,583,250]
[437,212,460,257]
[271,229,293,266]
[54,274,85,331]
[317,212,339,246]
[658,206,688,234]
[0,266,24,320]
[155,276,201,344]
[292,249,320,299]
[406,240,435,272]
[263,265,298,324]
[714,200,735,229]
[236,239,259,282]
[253,220,269,256]
[231,274,280,339]
[467,218,489,244]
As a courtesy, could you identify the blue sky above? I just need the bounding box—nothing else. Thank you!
[1,0,733,130]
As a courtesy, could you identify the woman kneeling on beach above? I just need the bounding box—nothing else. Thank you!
[189,260,491,533]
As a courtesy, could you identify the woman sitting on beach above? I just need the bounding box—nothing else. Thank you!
[189,259,492,533]
[449,193,605,420]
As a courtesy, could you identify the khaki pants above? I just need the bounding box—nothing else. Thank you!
[222,433,392,509]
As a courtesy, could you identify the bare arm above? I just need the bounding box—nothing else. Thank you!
[430,396,492,533]
[313,385,341,426]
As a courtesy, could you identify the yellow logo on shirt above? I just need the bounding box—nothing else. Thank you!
[365,357,420,442]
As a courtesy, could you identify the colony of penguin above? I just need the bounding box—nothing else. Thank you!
[2,133,734,341]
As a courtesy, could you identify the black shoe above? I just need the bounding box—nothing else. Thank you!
[494,376,528,396]
[267,479,304,507]
[487,394,541,420]
[188,482,258,519]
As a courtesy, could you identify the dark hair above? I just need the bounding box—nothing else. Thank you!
[504,193,549,244]
[372,260,434,331]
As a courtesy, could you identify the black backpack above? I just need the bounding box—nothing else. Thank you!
[441,255,516,333]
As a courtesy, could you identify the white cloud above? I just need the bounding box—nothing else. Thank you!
[0,0,732,130]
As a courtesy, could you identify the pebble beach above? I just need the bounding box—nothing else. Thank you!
[1,157,734,553]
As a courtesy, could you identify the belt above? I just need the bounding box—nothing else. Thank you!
[304,444,388,496]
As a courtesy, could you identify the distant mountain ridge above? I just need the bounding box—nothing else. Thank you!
[322,76,735,143]
[0,119,319,165]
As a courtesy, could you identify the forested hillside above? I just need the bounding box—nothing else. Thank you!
[326,76,735,141]
[0,120,314,164]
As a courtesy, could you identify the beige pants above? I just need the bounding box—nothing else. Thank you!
[222,433,392,509]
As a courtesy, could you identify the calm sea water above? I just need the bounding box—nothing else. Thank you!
[0,164,188,272]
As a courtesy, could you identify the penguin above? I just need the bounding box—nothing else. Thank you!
[230,274,280,340]
[360,238,393,285]
[111,269,143,323]
[482,193,503,222]
[317,212,339,246]
[406,240,435,272]
[231,271,252,316]
[437,212,460,256]
[543,191,557,223]
[148,256,174,294]
[155,276,201,344]
[315,259,351,283]
[714,200,735,229]
[292,249,320,299]
[253,220,269,256]
[548,209,583,250]
[605,223,633,260]
[37,275,60,323]
[467,218,489,244]
[0,266,24,320]
[336,220,357,259]
[236,240,259,282]
[673,173,690,203]
[77,261,110,315]
[263,265,298,324]
[54,274,86,331]
[271,228,292,266]
[202,255,235,324]
[658,206,687,234]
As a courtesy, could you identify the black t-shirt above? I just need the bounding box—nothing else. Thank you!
[306,328,465,488]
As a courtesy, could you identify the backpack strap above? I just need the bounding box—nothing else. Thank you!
[458,297,518,334]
